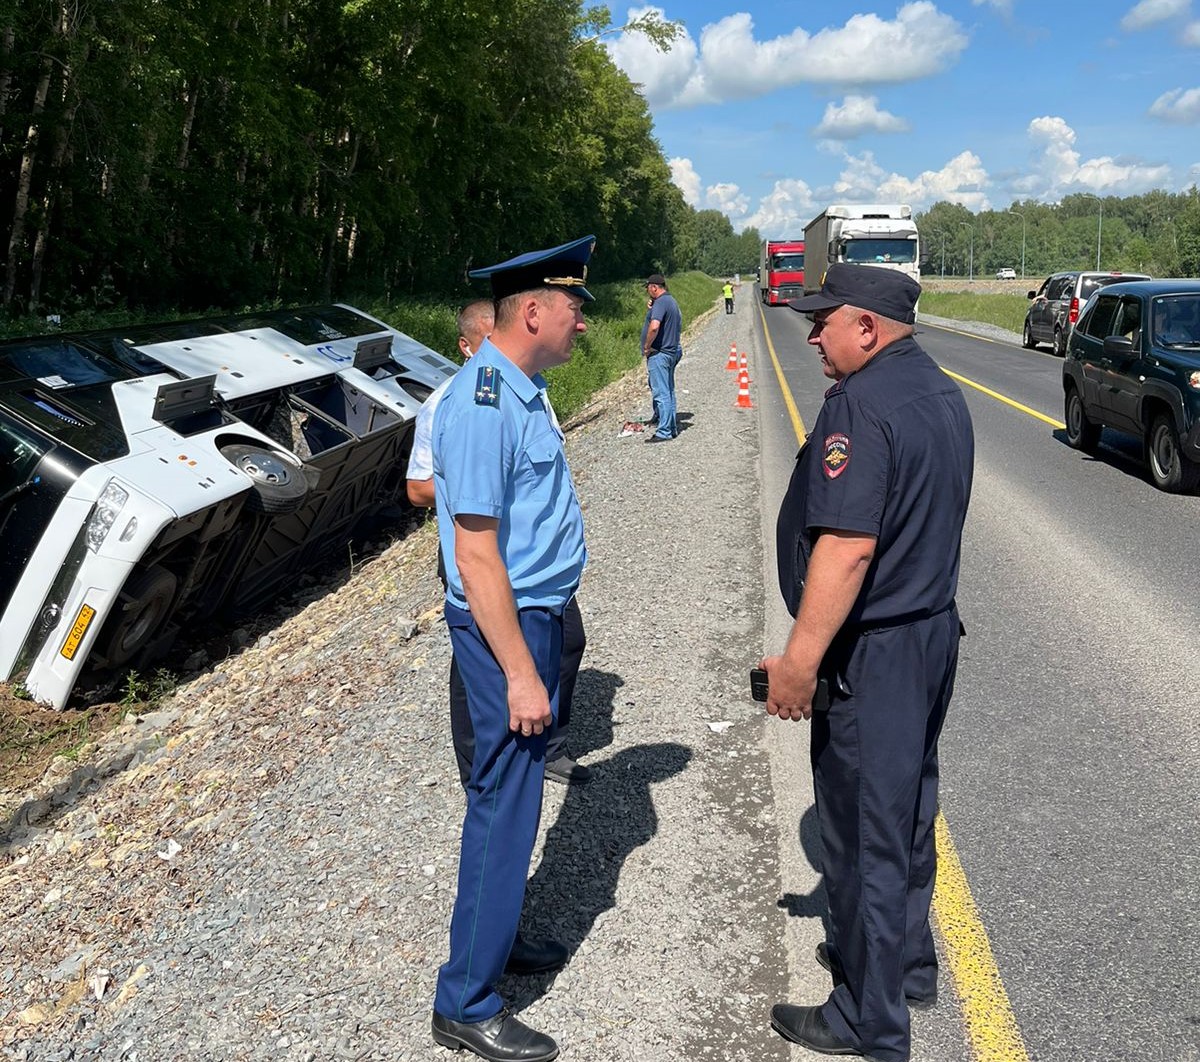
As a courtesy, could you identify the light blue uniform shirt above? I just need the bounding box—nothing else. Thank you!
[432,338,586,612]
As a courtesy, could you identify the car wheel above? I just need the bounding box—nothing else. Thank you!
[1147,413,1200,493]
[1064,386,1101,454]
[1022,319,1036,349]
[1052,327,1066,357]
[97,564,178,667]
[220,442,311,514]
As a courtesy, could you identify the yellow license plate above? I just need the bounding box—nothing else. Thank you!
[60,603,96,660]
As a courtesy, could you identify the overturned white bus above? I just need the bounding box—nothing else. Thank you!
[0,304,457,708]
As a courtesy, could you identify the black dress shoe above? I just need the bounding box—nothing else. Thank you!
[504,934,568,975]
[817,942,938,1009]
[770,1004,862,1056]
[432,1009,558,1061]
[544,755,591,785]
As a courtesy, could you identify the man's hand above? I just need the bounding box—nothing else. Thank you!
[760,653,818,721]
[508,671,553,736]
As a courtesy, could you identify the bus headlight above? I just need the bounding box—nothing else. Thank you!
[85,480,130,552]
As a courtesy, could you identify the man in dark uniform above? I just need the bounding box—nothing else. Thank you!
[429,236,595,1062]
[760,264,974,1062]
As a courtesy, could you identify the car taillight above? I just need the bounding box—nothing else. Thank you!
[1069,297,1079,324]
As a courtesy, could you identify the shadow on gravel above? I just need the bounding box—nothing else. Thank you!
[777,804,830,933]
[507,737,694,1010]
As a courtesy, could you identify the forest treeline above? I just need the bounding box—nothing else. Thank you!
[4,0,1198,320]
[917,191,1200,280]
[0,0,712,317]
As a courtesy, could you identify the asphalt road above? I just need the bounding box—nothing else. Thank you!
[753,303,1200,1062]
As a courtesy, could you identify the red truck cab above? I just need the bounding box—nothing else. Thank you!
[759,240,805,305]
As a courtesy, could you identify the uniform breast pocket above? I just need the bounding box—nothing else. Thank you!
[520,429,563,477]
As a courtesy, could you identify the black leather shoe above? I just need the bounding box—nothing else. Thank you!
[432,1009,558,1061]
[817,942,938,1010]
[504,935,568,975]
[770,1004,862,1056]
[544,755,591,785]
[644,433,673,444]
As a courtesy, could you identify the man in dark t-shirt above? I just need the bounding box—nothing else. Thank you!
[641,273,683,442]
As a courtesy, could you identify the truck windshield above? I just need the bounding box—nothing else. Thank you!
[771,254,805,271]
[843,239,917,265]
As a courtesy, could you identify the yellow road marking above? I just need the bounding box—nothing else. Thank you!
[934,816,1031,1061]
[941,368,1065,429]
[758,308,1033,1062]
[755,300,808,443]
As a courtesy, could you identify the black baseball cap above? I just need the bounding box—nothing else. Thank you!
[645,273,667,287]
[789,263,921,325]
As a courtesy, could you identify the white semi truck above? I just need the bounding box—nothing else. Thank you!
[802,204,920,294]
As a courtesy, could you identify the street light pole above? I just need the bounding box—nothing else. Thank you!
[1006,209,1026,279]
[958,221,974,282]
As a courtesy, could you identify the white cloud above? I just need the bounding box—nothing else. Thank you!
[1184,19,1200,43]
[813,95,910,138]
[705,182,750,215]
[972,0,1013,13]
[1021,114,1173,196]
[878,150,990,210]
[1149,86,1200,122]
[1120,0,1190,31]
[669,157,702,206]
[607,3,968,109]
[741,179,817,235]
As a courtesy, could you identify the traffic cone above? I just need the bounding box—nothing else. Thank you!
[738,349,748,371]
[726,343,738,370]
[735,368,754,409]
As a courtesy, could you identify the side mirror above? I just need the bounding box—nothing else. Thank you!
[1027,290,1037,300]
[1103,335,1134,357]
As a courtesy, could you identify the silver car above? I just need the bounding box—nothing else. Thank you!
[1023,270,1150,355]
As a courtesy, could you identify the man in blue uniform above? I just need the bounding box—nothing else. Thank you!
[641,273,683,442]
[761,264,974,1062]
[429,236,594,1062]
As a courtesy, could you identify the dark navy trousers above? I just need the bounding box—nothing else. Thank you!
[449,596,585,786]
[813,607,961,1062]
[434,602,563,1023]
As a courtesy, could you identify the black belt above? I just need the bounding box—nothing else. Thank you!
[846,600,958,635]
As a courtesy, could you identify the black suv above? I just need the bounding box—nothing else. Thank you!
[1024,270,1149,355]
[1062,279,1200,491]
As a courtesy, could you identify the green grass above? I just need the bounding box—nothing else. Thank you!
[920,292,1029,335]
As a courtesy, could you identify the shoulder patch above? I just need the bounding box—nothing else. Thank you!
[822,433,851,479]
[474,365,501,407]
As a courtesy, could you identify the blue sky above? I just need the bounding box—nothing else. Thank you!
[606,0,1200,234]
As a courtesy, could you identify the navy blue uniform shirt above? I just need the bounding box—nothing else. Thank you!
[776,336,974,623]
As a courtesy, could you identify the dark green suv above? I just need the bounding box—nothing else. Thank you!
[1063,279,1200,491]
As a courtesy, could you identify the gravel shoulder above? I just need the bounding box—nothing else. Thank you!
[2,303,796,1061]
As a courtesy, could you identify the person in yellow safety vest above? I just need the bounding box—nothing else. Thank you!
[723,280,734,314]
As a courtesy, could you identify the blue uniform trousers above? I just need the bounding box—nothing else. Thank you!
[813,607,961,1062]
[434,601,563,1023]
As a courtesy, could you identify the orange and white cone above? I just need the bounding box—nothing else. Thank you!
[726,343,738,370]
[735,368,754,409]
[738,349,748,371]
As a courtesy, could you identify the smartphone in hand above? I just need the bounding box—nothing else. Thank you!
[750,667,769,701]
[751,667,832,712]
